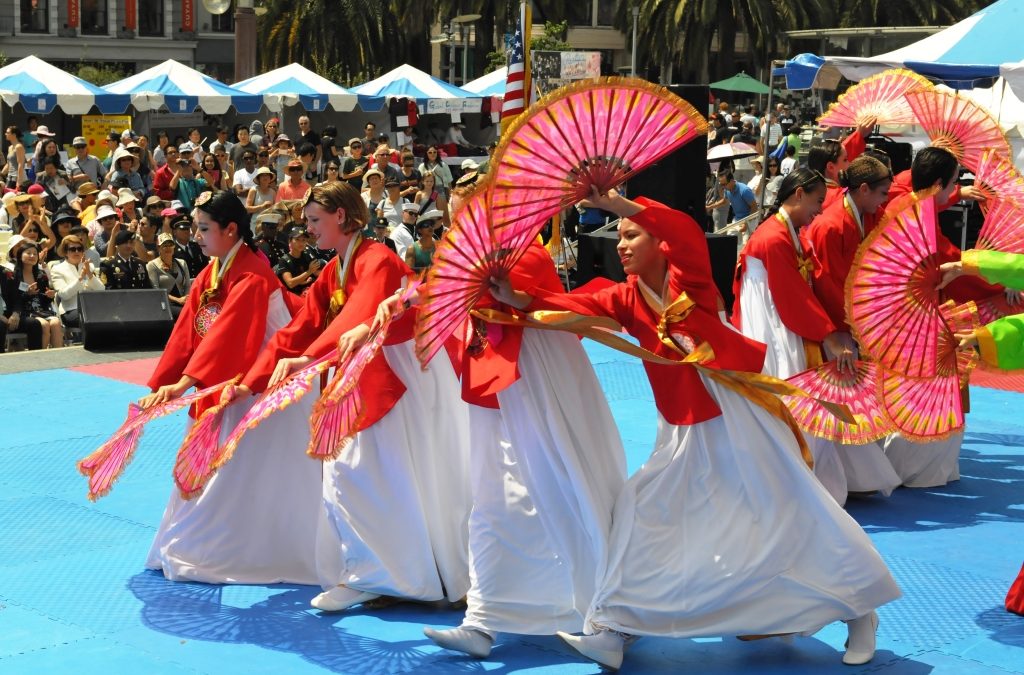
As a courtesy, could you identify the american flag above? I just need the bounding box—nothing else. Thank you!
[501,1,531,132]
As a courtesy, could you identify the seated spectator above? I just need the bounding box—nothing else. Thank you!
[10,192,55,258]
[297,115,322,164]
[47,209,79,264]
[275,159,310,202]
[406,210,441,272]
[11,241,61,348]
[397,151,421,200]
[369,146,402,186]
[275,226,320,295]
[362,167,387,217]
[0,249,42,350]
[369,214,397,253]
[322,160,341,184]
[297,142,318,183]
[256,148,272,171]
[254,212,287,268]
[99,229,151,290]
[380,179,406,228]
[50,233,104,329]
[72,181,100,221]
[108,148,146,200]
[246,167,276,224]
[66,136,104,187]
[68,224,101,267]
[91,204,120,257]
[169,144,209,211]
[146,232,191,319]
[414,170,450,228]
[152,145,178,200]
[390,202,418,259]
[342,138,369,190]
[33,136,60,176]
[169,214,209,278]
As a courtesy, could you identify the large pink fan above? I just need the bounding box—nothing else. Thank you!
[489,77,707,241]
[847,189,946,378]
[213,351,338,471]
[878,367,963,441]
[976,196,1024,253]
[973,151,1024,213]
[76,381,232,501]
[904,89,1010,173]
[817,68,932,129]
[307,324,389,460]
[173,395,235,500]
[414,185,545,366]
[783,361,894,444]
[973,293,1021,325]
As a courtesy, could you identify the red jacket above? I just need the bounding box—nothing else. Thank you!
[149,245,292,417]
[152,163,176,201]
[733,213,837,342]
[242,239,412,432]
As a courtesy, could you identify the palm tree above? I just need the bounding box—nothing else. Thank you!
[836,0,987,29]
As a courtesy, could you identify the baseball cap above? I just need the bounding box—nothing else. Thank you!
[384,179,400,188]
[72,136,87,147]
[178,142,196,154]
[460,159,479,171]
[286,158,303,169]
[114,229,135,245]
[287,226,309,239]
[144,195,165,209]
[157,232,175,246]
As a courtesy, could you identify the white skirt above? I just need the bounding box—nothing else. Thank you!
[462,330,627,635]
[147,289,323,585]
[883,431,962,488]
[586,374,901,638]
[315,340,472,601]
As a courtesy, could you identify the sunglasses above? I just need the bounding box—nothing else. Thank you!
[327,166,339,171]
[258,153,269,157]
[65,245,84,253]
[288,167,302,173]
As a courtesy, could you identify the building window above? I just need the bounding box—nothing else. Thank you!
[210,1,233,32]
[21,0,48,33]
[81,0,107,35]
[596,0,615,26]
[138,0,163,36]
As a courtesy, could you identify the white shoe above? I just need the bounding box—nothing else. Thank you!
[843,611,878,665]
[557,630,625,670]
[310,585,380,612]
[423,626,493,658]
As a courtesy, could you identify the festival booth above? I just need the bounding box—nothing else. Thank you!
[234,63,361,114]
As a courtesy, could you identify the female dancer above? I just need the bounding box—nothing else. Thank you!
[760,160,901,497]
[419,227,627,658]
[144,190,321,585]
[491,188,899,670]
[234,181,471,612]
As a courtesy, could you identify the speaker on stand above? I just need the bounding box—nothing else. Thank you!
[79,289,174,351]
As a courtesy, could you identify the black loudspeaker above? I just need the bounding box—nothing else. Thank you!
[580,231,738,309]
[630,84,710,227]
[865,134,913,174]
[579,231,625,283]
[79,289,174,351]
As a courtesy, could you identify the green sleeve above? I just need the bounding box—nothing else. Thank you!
[977,314,1024,369]
[962,250,1024,288]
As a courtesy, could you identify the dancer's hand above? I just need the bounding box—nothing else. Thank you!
[268,356,311,388]
[824,331,857,374]
[371,294,403,332]
[488,275,530,310]
[960,185,987,205]
[139,377,194,408]
[955,329,979,351]
[856,115,878,140]
[937,261,965,290]
[338,324,371,361]
[1006,288,1022,306]
[219,383,251,405]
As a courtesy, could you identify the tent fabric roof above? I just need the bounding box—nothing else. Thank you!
[709,72,781,95]
[103,60,262,114]
[463,67,507,97]
[233,63,363,113]
[352,64,482,113]
[0,55,129,114]
[774,0,1024,91]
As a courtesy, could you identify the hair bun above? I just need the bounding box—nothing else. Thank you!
[837,170,849,188]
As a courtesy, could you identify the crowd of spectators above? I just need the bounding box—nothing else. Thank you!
[0,115,489,354]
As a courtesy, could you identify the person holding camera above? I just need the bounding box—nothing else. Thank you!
[275,226,320,296]
[169,143,210,211]
[100,219,152,291]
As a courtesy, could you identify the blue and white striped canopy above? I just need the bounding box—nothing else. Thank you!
[234,63,361,113]
[464,67,507,97]
[103,60,262,114]
[0,55,129,114]
[352,64,481,113]
[774,0,1024,92]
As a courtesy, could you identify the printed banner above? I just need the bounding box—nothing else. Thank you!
[181,0,194,32]
[67,0,79,29]
[81,115,133,156]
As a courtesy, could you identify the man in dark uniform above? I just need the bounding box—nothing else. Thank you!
[274,227,320,296]
[371,215,398,253]
[170,215,209,278]
[99,229,152,289]
[254,212,288,268]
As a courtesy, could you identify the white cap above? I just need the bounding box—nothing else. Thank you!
[460,158,479,171]
[401,202,420,213]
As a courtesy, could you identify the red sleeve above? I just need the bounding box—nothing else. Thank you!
[630,198,721,312]
[526,282,630,327]
[804,209,851,328]
[764,238,837,341]
[843,130,865,162]
[148,266,209,390]
[183,273,272,386]
[153,168,174,201]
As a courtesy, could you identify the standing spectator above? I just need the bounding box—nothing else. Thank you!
[32,129,57,173]
[390,202,417,258]
[707,172,757,222]
[229,126,259,169]
[186,128,205,164]
[779,105,798,136]
[66,136,103,187]
[397,151,421,200]
[21,116,38,149]
[296,115,322,164]
[369,215,398,253]
[370,146,401,185]
[275,159,310,202]
[275,226,320,295]
[762,158,788,208]
[740,105,759,129]
[361,168,387,219]
[418,145,453,194]
[361,121,377,148]
[247,120,265,149]
[49,233,104,330]
[100,131,121,174]
[5,126,27,188]
[209,125,234,157]
[108,148,145,200]
[136,135,156,192]
[169,144,209,211]
[36,155,74,210]
[152,145,178,201]
[201,153,229,191]
[762,113,782,153]
[99,229,151,290]
[146,232,191,319]
[270,134,295,183]
[263,118,281,146]
[232,151,259,194]
[297,143,318,183]
[322,160,341,184]
[780,145,798,176]
[11,241,62,348]
[341,138,368,190]
[405,212,439,272]
[245,167,276,224]
[169,215,208,278]
[256,148,272,171]
[153,130,170,167]
[414,171,450,228]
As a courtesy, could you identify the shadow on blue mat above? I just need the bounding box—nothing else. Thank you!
[976,604,1024,649]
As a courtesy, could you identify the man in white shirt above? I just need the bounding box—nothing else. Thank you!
[389,202,418,259]
[232,152,259,194]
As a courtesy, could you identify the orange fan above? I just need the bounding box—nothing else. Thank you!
[977,195,1024,253]
[974,151,1024,212]
[904,89,1010,173]
[817,68,932,129]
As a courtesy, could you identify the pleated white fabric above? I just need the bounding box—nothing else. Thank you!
[738,257,850,502]
[883,431,962,488]
[147,289,323,585]
[315,340,472,601]
[585,374,901,638]
[461,330,627,636]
